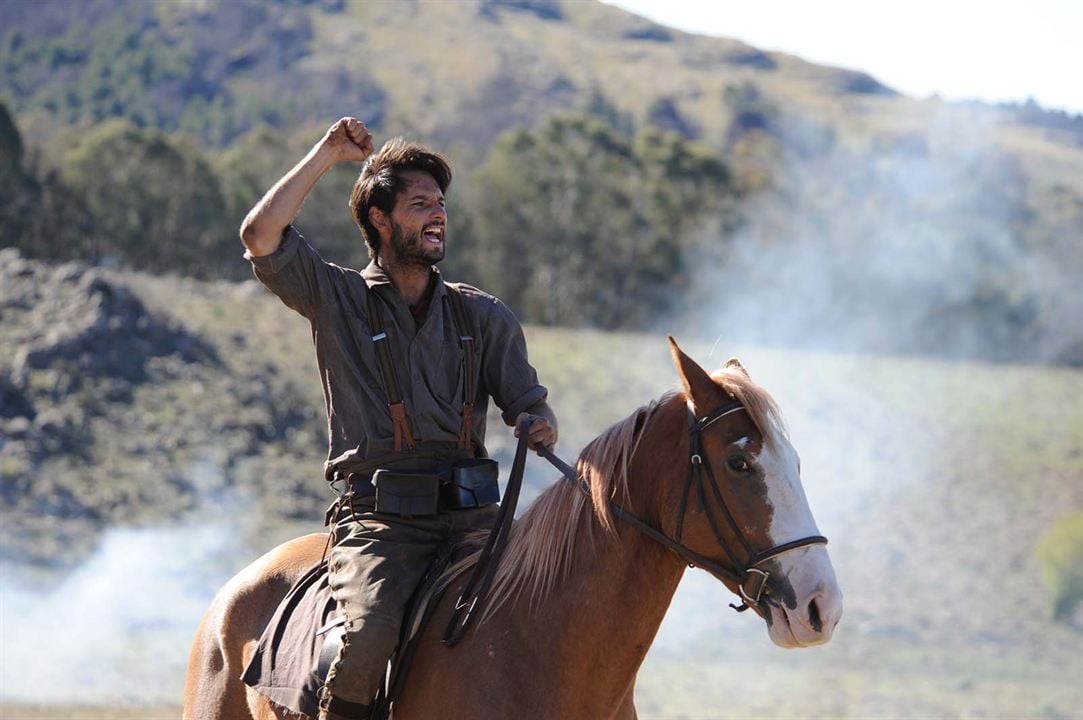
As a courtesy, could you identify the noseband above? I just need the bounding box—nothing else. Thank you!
[540,399,827,614]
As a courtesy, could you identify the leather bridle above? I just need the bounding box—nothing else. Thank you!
[540,398,828,614]
[443,403,828,645]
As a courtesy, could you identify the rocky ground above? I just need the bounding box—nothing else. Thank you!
[0,248,327,565]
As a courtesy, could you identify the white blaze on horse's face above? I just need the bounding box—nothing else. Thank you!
[754,432,843,648]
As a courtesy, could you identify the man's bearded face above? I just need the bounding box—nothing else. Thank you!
[386,169,446,267]
[390,216,445,266]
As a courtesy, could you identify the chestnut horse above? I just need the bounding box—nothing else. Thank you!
[184,340,842,719]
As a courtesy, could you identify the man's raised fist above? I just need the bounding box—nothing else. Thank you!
[323,117,374,164]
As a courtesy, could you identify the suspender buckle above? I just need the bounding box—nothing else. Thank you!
[388,401,416,452]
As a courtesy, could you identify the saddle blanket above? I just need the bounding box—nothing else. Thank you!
[243,561,339,719]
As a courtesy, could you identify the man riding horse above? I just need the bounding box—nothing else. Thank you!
[239,117,558,720]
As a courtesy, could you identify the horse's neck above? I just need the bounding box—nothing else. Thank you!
[514,407,688,714]
[537,523,685,709]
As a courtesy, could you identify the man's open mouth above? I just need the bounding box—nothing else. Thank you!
[423,225,444,244]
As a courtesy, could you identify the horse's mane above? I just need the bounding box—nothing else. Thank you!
[444,363,786,621]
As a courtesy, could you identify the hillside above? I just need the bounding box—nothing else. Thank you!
[3,0,1082,371]
[0,248,326,563]
[1,0,898,147]
[3,0,1081,153]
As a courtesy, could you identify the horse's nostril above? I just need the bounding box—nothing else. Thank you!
[807,598,823,633]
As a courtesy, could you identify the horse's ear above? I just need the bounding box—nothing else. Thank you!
[668,336,720,414]
[724,357,750,378]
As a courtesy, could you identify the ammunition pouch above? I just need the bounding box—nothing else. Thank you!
[369,458,500,517]
[373,470,440,518]
[441,458,500,510]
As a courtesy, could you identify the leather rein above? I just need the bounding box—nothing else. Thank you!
[443,400,827,646]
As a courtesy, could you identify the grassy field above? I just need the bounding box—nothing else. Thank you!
[3,273,1082,718]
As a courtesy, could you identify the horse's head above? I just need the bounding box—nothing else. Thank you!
[664,338,842,648]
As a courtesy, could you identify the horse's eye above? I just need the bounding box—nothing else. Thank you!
[727,456,752,474]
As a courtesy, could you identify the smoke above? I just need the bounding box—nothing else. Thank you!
[1,523,226,704]
[678,105,1080,365]
[0,484,313,706]
[652,104,971,664]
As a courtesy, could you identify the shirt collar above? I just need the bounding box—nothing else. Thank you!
[361,260,393,287]
[361,261,446,301]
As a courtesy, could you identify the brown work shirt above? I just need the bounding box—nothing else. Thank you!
[246,226,547,480]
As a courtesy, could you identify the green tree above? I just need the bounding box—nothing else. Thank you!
[466,114,732,328]
[633,127,731,301]
[62,120,231,275]
[0,99,35,245]
[0,100,95,260]
[0,98,23,167]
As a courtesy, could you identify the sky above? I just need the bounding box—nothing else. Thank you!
[602,0,1083,114]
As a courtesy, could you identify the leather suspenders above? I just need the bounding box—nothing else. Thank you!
[365,292,417,453]
[361,282,476,454]
[444,284,477,451]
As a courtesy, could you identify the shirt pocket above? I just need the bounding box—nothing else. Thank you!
[333,309,382,391]
[438,339,466,407]
[410,329,463,408]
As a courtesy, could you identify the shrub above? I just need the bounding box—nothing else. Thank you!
[1034,511,1083,622]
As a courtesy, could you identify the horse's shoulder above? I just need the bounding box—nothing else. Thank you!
[213,533,328,630]
[254,532,328,578]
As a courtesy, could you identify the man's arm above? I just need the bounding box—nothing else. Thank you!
[240,117,373,257]
[516,398,558,454]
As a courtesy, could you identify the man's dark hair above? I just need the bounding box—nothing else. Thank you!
[349,137,452,261]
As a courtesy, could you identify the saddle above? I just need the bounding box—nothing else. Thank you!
[242,540,468,720]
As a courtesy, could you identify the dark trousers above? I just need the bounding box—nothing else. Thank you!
[319,496,499,710]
